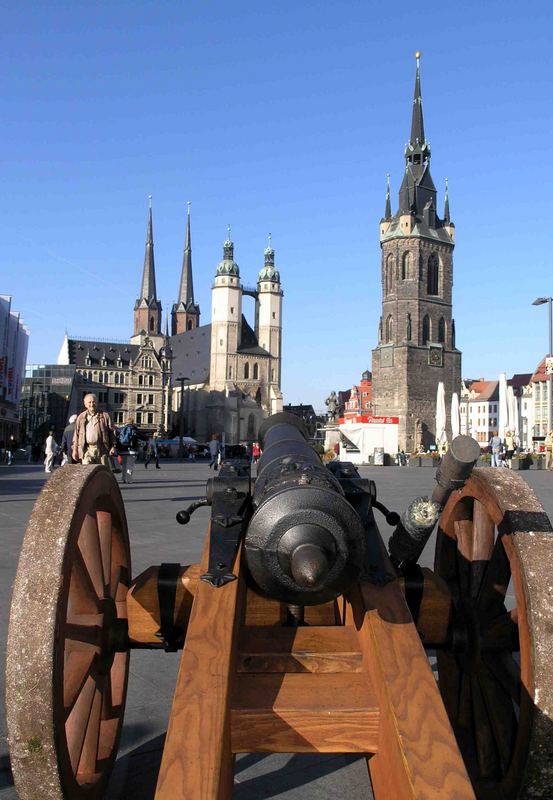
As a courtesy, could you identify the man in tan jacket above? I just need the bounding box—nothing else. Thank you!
[72,393,116,466]
[545,429,553,471]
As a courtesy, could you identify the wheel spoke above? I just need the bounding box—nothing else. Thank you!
[65,674,97,774]
[478,536,510,618]
[76,680,103,782]
[110,652,127,709]
[482,610,519,651]
[471,675,501,779]
[483,650,521,705]
[79,513,106,598]
[63,651,96,717]
[64,620,103,651]
[454,520,472,597]
[477,664,517,776]
[96,511,113,595]
[69,549,102,614]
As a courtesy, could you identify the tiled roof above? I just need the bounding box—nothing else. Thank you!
[68,339,138,367]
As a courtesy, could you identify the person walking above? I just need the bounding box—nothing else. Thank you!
[489,431,502,467]
[144,433,160,469]
[6,436,18,465]
[44,430,58,473]
[60,414,78,465]
[208,434,220,470]
[504,429,516,469]
[545,428,553,471]
[72,393,116,466]
[252,442,261,464]
[117,418,139,483]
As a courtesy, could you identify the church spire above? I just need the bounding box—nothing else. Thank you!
[443,177,450,223]
[171,201,200,334]
[140,196,157,302]
[384,174,391,219]
[177,202,195,308]
[410,51,425,147]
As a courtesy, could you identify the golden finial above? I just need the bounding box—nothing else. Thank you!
[187,200,191,214]
[415,51,421,60]
[148,195,152,209]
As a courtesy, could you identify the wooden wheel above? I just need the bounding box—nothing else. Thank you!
[436,468,553,800]
[6,465,131,799]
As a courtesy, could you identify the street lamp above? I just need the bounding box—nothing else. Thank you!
[176,376,190,458]
[532,296,552,435]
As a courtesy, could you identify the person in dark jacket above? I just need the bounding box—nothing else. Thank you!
[60,415,78,465]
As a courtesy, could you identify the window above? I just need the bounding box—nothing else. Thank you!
[452,320,456,348]
[143,357,152,369]
[137,393,143,404]
[114,373,119,385]
[385,314,393,343]
[149,316,154,332]
[147,412,154,424]
[244,363,250,379]
[148,394,154,405]
[253,363,259,380]
[406,313,412,340]
[230,307,234,314]
[427,254,439,295]
[385,253,394,295]
[272,312,276,319]
[228,366,233,379]
[148,375,154,386]
[402,251,411,280]
[136,412,142,425]
[438,317,445,344]
[138,375,144,386]
[422,315,430,345]
[271,369,275,381]
[187,320,193,330]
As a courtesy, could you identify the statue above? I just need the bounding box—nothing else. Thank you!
[325,390,339,423]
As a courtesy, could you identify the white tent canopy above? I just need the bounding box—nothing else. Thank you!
[498,372,509,440]
[451,392,460,440]
[435,382,447,451]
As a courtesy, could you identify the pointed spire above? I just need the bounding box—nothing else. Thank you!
[443,177,450,223]
[177,201,195,307]
[410,51,425,146]
[140,197,157,301]
[384,174,391,219]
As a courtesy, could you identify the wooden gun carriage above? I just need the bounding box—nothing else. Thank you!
[7,412,553,799]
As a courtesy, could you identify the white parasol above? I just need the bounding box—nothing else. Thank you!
[507,385,519,440]
[451,392,460,440]
[498,372,509,440]
[435,382,447,451]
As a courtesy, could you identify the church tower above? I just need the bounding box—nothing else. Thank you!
[171,202,200,335]
[209,231,243,391]
[371,54,461,451]
[257,236,283,395]
[133,198,162,339]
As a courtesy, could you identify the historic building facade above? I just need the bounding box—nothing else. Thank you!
[371,55,461,451]
[58,203,283,442]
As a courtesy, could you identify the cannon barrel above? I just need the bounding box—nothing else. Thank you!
[244,412,367,606]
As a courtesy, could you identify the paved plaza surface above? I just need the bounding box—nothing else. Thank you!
[1,459,552,799]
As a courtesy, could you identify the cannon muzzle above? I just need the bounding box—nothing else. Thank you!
[244,412,366,605]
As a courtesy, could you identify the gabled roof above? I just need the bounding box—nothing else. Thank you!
[467,380,499,402]
[509,373,532,390]
[531,357,550,383]
[238,316,270,357]
[67,339,138,368]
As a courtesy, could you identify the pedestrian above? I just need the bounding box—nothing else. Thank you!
[60,414,78,465]
[144,433,160,469]
[208,434,220,470]
[252,442,261,464]
[504,429,516,469]
[6,436,18,465]
[116,418,139,483]
[25,443,32,463]
[44,430,58,473]
[489,431,502,467]
[72,393,116,467]
[545,428,553,471]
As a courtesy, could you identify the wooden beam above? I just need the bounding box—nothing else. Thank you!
[346,579,476,800]
[155,540,245,800]
[231,672,379,753]
[237,625,363,673]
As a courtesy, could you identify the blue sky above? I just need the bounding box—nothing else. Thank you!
[2,1,552,409]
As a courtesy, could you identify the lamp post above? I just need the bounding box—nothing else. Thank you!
[176,376,190,458]
[532,296,553,436]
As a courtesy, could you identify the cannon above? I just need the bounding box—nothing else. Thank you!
[6,412,553,799]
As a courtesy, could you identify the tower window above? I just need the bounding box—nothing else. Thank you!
[272,312,276,319]
[228,366,232,379]
[438,317,446,344]
[244,363,250,379]
[253,363,259,380]
[385,253,394,295]
[427,254,439,295]
[187,319,193,330]
[149,316,155,331]
[407,313,412,341]
[402,252,411,280]
[422,315,430,345]
[452,320,456,348]
[385,314,393,343]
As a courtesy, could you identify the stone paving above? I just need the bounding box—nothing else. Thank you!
[1,459,552,799]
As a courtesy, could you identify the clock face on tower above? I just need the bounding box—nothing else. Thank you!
[428,346,443,367]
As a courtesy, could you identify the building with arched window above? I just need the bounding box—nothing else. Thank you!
[371,54,461,451]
